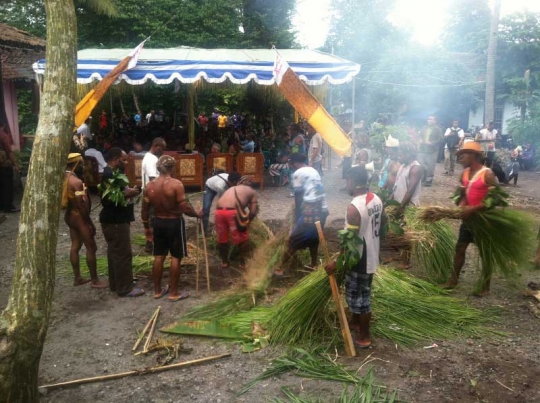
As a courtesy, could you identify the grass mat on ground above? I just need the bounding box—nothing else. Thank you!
[164,268,499,347]
[238,348,399,401]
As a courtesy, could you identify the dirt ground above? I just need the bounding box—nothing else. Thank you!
[1,159,540,403]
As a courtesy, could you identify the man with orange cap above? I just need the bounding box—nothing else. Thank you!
[63,153,107,288]
[441,142,497,296]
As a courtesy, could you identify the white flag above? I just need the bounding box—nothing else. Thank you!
[127,40,147,70]
[273,52,289,86]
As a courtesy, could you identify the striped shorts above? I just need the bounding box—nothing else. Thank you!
[345,271,374,315]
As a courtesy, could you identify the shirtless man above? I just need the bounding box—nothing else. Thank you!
[214,177,258,270]
[63,153,107,288]
[141,155,202,301]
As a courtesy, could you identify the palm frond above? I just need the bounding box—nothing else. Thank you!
[77,0,118,17]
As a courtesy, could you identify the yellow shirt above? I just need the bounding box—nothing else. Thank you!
[218,115,227,128]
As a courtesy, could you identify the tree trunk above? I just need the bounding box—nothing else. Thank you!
[484,0,501,124]
[0,0,77,401]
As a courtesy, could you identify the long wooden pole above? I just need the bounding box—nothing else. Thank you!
[315,221,356,357]
[199,220,211,292]
[39,353,232,390]
[131,306,160,353]
[196,219,201,296]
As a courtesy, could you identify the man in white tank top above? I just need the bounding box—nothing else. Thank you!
[325,165,385,349]
[392,142,422,216]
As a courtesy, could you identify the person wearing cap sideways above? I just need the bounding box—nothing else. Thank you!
[141,155,202,301]
[440,141,497,296]
[62,153,108,289]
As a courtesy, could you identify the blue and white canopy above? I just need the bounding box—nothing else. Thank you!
[33,47,360,86]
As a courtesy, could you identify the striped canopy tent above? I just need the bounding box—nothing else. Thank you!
[33,47,361,148]
[33,47,360,87]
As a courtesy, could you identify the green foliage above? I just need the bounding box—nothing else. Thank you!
[369,124,410,155]
[98,170,129,206]
[441,0,491,53]
[336,229,363,271]
[239,348,398,401]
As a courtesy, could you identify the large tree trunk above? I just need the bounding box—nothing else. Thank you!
[0,0,77,401]
[484,0,501,124]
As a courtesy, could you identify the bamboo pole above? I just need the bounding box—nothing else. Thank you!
[39,353,232,390]
[143,306,161,353]
[315,221,356,357]
[199,220,211,292]
[132,306,160,353]
[196,219,201,296]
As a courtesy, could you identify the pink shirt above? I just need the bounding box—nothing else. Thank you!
[462,168,489,206]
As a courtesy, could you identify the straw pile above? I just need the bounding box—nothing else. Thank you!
[58,243,202,278]
[165,267,499,347]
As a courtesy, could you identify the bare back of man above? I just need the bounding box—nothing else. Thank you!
[145,176,184,218]
[142,166,201,301]
[215,184,258,269]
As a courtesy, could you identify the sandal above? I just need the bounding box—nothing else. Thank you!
[124,287,145,297]
[153,284,170,299]
[169,290,190,302]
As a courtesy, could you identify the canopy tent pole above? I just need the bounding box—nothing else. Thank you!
[188,85,195,150]
[351,78,356,130]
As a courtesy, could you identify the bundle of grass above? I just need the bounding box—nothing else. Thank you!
[239,348,398,401]
[403,208,456,283]
[183,212,293,321]
[166,267,499,347]
[418,206,535,289]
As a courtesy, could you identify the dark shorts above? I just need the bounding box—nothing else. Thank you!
[345,271,374,315]
[288,209,328,251]
[458,223,474,244]
[153,217,187,258]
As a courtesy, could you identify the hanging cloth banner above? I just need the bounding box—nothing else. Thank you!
[74,40,147,127]
[273,50,352,157]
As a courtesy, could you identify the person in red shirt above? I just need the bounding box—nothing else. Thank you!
[441,142,497,296]
[0,123,20,213]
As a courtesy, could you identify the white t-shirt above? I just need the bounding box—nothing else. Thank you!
[292,166,328,210]
[308,133,323,163]
[205,173,229,196]
[477,128,497,152]
[141,152,159,188]
[443,127,465,149]
[84,148,107,173]
[76,123,92,141]
[347,192,383,274]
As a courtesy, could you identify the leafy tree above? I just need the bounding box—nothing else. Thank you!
[0,0,115,401]
[241,0,296,48]
[441,0,491,53]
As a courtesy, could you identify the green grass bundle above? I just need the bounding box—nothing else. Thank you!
[419,206,535,289]
[239,348,398,402]
[403,208,456,283]
[57,255,155,278]
[167,267,499,348]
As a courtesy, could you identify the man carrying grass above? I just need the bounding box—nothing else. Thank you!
[326,166,384,349]
[440,141,497,296]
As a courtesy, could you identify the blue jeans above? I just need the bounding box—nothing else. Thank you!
[202,186,218,233]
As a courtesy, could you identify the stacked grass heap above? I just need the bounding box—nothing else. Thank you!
[239,348,400,402]
[419,188,535,286]
[383,206,456,283]
[164,267,499,347]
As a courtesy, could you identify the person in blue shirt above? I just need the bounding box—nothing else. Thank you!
[241,134,255,153]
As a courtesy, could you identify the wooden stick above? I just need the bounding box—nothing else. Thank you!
[196,218,201,296]
[132,307,160,353]
[315,221,356,357]
[199,220,211,292]
[39,353,232,390]
[143,306,161,353]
